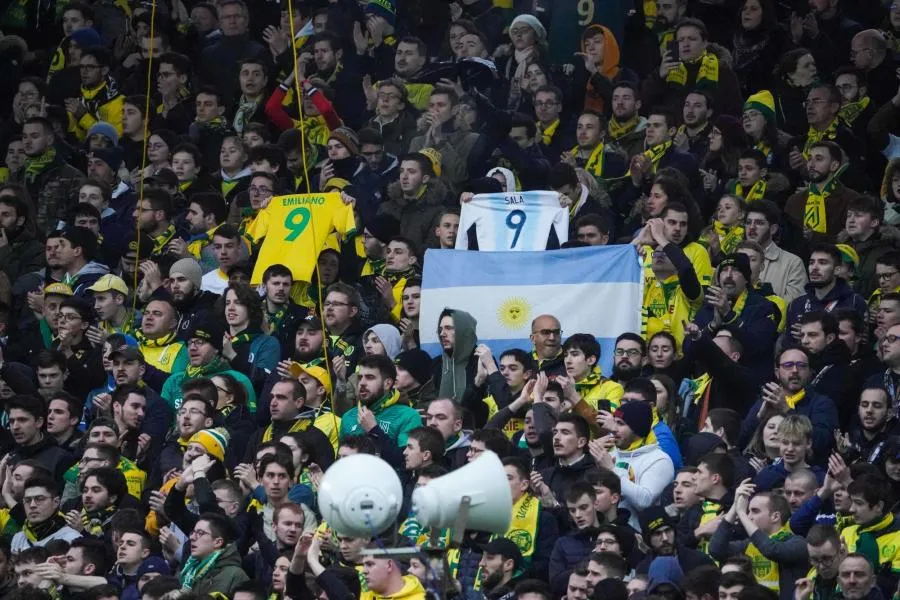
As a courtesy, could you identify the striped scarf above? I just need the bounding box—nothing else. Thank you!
[732,179,767,202]
[666,51,719,89]
[805,177,839,234]
[802,119,839,159]
[608,116,639,140]
[838,97,870,125]
[23,147,57,185]
[180,549,223,589]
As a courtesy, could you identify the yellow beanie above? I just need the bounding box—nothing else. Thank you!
[836,243,860,268]
[743,90,775,122]
[417,147,442,177]
[188,427,230,462]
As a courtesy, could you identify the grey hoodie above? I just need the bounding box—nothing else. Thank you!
[365,324,402,359]
[438,308,477,403]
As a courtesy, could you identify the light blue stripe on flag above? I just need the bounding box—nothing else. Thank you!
[420,245,643,375]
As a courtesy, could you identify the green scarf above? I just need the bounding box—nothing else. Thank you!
[184,355,231,379]
[666,51,719,89]
[24,147,57,184]
[180,549,223,590]
[81,505,116,537]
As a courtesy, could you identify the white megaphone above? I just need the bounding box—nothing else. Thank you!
[318,454,403,537]
[412,450,512,533]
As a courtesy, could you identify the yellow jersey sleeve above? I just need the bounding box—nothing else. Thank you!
[250,193,357,284]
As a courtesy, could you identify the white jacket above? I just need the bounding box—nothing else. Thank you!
[611,442,674,529]
[11,526,81,554]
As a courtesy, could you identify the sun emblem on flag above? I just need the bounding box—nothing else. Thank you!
[498,297,530,330]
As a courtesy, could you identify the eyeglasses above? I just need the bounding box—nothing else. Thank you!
[249,186,273,195]
[884,334,900,345]
[57,312,83,322]
[323,301,350,308]
[189,529,213,539]
[878,271,899,280]
[187,338,211,348]
[22,495,50,505]
[614,348,643,357]
[595,538,619,547]
[532,328,561,337]
[778,361,809,370]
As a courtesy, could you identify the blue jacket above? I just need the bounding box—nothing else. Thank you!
[654,421,683,470]
[786,279,867,330]
[741,388,839,459]
[692,289,780,381]
[753,458,826,491]
[549,527,598,596]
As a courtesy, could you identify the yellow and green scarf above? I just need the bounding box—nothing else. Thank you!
[23,147,57,184]
[746,524,792,590]
[839,97,870,125]
[180,549,224,589]
[713,221,745,255]
[505,493,540,563]
[733,179,767,203]
[666,51,719,89]
[81,505,116,537]
[570,143,606,178]
[609,117,639,140]
[804,177,839,234]
[802,119,839,159]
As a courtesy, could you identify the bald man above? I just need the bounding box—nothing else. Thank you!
[850,30,895,105]
[530,315,565,377]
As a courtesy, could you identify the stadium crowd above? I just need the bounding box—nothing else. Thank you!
[7,0,900,598]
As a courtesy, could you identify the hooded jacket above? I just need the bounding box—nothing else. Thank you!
[365,324,402,360]
[611,442,675,527]
[807,339,853,416]
[68,261,110,297]
[549,526,599,594]
[436,308,478,405]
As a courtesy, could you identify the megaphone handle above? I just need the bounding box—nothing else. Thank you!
[451,495,472,546]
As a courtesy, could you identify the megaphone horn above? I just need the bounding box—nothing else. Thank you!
[412,450,512,533]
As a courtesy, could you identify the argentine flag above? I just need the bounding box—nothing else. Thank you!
[420,245,643,374]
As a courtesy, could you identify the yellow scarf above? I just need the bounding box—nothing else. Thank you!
[804,177,838,234]
[698,498,724,552]
[504,493,541,562]
[570,143,606,178]
[746,524,792,590]
[666,51,719,88]
[629,140,673,178]
[839,97,870,125]
[262,418,309,443]
[713,221,745,255]
[623,429,659,451]
[731,289,749,317]
[735,179,767,202]
[608,117,639,140]
[785,389,806,409]
[802,118,839,159]
[539,119,560,146]
[754,140,773,164]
